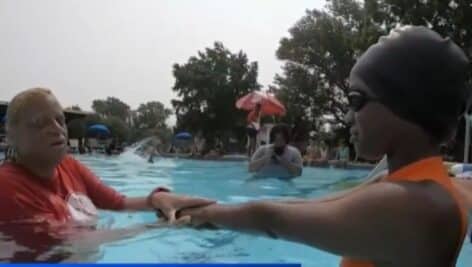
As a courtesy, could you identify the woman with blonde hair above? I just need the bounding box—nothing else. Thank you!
[0,88,213,260]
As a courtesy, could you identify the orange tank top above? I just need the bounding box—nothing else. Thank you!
[340,157,468,267]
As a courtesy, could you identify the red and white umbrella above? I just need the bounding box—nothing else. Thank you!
[235,91,286,116]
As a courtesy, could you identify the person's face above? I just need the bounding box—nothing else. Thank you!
[10,95,68,164]
[345,71,397,161]
[273,133,287,148]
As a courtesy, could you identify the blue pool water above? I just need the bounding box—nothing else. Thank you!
[73,153,471,266]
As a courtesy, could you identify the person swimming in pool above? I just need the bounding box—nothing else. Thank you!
[178,26,470,267]
[248,124,303,179]
[0,88,213,261]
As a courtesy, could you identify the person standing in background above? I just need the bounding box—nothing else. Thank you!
[246,103,261,157]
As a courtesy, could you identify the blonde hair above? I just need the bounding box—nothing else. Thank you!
[5,88,58,162]
[6,87,54,130]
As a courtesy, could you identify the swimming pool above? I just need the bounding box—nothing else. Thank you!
[74,152,472,266]
[3,152,470,266]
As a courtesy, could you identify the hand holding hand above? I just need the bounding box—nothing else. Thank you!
[150,192,216,225]
[179,203,222,229]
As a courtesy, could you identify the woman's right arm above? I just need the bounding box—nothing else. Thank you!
[183,181,432,264]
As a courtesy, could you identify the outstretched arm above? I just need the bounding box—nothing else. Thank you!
[182,181,434,263]
[73,156,214,221]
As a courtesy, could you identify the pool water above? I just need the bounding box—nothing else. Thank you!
[9,152,471,266]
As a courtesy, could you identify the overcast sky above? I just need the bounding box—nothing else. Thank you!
[0,0,326,123]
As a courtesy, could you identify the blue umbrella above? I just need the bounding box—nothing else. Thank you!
[87,124,110,137]
[175,132,192,140]
[0,115,6,124]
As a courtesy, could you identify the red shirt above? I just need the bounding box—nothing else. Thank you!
[0,155,125,224]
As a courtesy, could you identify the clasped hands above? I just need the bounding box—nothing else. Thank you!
[147,190,220,228]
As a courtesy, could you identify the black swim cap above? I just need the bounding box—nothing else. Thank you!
[352,26,470,143]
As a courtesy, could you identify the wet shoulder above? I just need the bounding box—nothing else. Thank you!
[358,181,462,264]
[394,181,462,260]
[393,180,461,220]
[402,180,461,214]
[362,181,460,232]
[418,180,464,264]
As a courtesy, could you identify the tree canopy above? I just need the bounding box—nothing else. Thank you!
[129,101,173,144]
[92,97,130,122]
[67,97,172,144]
[273,0,471,140]
[134,101,172,130]
[68,1,472,154]
[171,42,260,143]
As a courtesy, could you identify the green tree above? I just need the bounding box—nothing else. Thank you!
[151,126,174,149]
[83,114,104,127]
[68,114,103,140]
[364,0,472,58]
[171,42,260,143]
[273,0,472,156]
[92,97,130,122]
[128,101,173,144]
[275,0,471,130]
[90,97,131,142]
[134,101,172,130]
[274,1,380,133]
[103,116,130,142]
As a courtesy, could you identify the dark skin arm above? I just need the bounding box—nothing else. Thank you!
[182,182,454,264]
[123,193,215,224]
